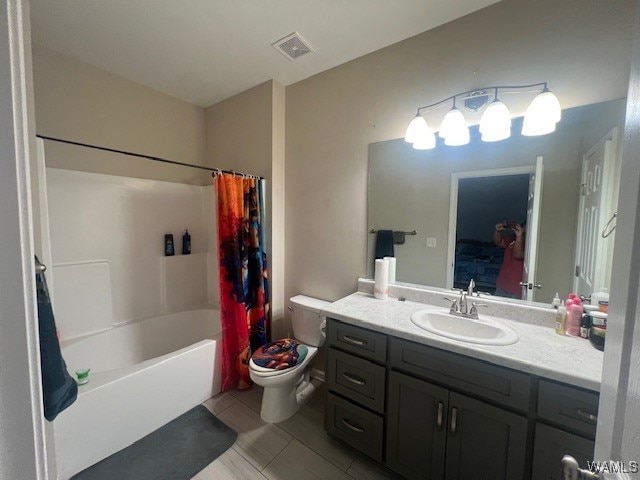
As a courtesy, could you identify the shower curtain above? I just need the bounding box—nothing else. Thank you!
[215,173,270,391]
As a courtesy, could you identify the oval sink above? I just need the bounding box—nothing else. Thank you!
[410,309,518,346]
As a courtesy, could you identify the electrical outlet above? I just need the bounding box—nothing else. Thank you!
[427,237,437,247]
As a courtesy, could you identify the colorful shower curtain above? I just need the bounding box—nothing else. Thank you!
[215,173,270,391]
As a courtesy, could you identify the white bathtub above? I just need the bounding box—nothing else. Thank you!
[54,309,222,479]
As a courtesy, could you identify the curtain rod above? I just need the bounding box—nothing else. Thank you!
[36,134,264,180]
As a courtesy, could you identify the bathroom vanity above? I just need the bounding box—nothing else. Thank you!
[322,285,602,480]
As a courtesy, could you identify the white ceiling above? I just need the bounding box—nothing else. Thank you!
[29,0,500,108]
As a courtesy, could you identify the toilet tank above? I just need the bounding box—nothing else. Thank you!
[290,295,330,347]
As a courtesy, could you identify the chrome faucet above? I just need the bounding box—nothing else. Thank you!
[443,286,487,320]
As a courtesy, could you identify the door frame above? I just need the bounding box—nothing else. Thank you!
[0,0,48,479]
[445,166,535,290]
[595,1,640,472]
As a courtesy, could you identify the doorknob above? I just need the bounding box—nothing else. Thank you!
[561,455,599,479]
[533,283,542,289]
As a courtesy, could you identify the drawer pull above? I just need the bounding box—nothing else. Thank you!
[341,418,365,433]
[450,407,458,435]
[436,401,444,430]
[342,372,366,386]
[342,335,367,346]
[576,409,598,423]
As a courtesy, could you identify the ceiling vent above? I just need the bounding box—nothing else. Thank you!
[271,32,315,61]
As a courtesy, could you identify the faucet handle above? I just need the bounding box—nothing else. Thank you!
[469,302,488,317]
[442,297,459,312]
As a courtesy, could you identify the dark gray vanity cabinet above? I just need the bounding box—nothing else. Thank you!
[386,371,448,479]
[531,381,598,479]
[325,318,599,480]
[386,367,528,480]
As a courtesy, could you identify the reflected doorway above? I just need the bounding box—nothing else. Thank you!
[446,166,536,299]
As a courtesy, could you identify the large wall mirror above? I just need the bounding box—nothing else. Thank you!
[367,99,626,304]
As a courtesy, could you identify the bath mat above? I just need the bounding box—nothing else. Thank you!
[72,405,237,480]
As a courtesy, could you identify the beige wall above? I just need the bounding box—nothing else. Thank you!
[285,0,635,309]
[32,45,208,184]
[204,80,287,338]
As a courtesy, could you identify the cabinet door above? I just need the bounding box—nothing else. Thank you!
[531,423,595,480]
[444,392,528,480]
[386,371,448,480]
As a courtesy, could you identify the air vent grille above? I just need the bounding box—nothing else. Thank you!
[272,32,315,61]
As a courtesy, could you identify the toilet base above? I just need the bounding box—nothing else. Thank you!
[259,371,316,423]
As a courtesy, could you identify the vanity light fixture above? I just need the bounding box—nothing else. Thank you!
[405,82,561,150]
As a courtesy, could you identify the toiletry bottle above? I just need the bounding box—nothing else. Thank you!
[565,293,576,311]
[555,304,567,335]
[580,312,591,339]
[592,288,609,313]
[551,292,562,309]
[182,229,191,255]
[164,234,175,256]
[567,298,583,336]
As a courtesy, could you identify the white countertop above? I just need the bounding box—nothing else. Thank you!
[321,292,604,392]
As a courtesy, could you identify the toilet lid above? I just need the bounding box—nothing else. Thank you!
[251,338,308,371]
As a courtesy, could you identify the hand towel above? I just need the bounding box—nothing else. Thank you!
[374,230,394,259]
[35,257,77,421]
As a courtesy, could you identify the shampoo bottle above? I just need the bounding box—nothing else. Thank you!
[551,292,562,309]
[182,229,191,255]
[164,234,175,256]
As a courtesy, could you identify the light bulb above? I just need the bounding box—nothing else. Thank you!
[439,107,465,139]
[440,108,469,146]
[522,88,561,136]
[480,99,512,142]
[405,114,429,143]
[413,130,436,150]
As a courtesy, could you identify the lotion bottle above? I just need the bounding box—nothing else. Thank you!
[555,304,567,335]
[567,298,583,336]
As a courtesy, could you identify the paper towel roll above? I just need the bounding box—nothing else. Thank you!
[384,256,396,285]
[374,259,389,300]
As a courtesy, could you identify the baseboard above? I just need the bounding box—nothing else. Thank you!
[310,368,325,382]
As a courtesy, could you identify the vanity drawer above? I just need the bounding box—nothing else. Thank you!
[537,380,599,438]
[326,392,384,462]
[327,347,386,413]
[327,319,387,363]
[389,337,532,412]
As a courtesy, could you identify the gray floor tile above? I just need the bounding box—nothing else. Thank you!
[202,392,238,415]
[263,440,354,480]
[347,455,400,480]
[217,401,292,470]
[279,403,356,471]
[230,385,264,413]
[192,447,268,480]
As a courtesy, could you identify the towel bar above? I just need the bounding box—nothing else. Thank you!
[369,229,417,235]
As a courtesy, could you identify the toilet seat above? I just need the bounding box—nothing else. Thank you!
[249,344,317,377]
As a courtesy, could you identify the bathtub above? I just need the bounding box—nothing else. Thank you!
[54,309,222,479]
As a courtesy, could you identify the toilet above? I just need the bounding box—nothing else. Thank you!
[249,295,328,423]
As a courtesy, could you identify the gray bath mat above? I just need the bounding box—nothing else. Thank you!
[72,405,237,480]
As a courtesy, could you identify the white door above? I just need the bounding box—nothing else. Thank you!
[0,1,48,479]
[522,156,543,301]
[573,130,619,297]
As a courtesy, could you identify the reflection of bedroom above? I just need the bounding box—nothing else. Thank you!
[454,175,529,293]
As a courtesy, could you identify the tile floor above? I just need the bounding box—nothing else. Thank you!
[193,384,399,480]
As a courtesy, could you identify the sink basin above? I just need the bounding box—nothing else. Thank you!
[410,309,519,346]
